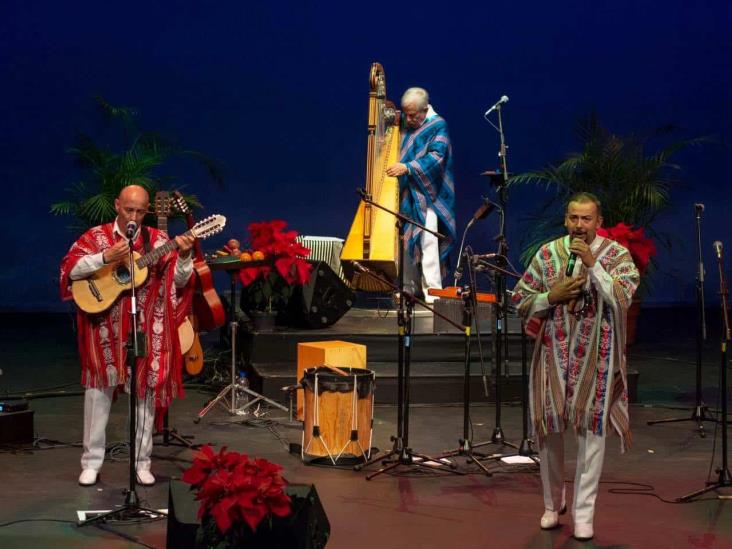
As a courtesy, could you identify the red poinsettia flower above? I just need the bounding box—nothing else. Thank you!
[182,444,292,536]
[597,222,657,275]
[237,220,312,312]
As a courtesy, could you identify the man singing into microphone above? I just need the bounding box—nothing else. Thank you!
[512,192,639,540]
[60,184,195,487]
[385,87,456,303]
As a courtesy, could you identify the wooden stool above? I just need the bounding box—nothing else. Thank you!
[296,340,367,420]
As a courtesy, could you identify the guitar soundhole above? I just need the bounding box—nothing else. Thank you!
[113,265,131,285]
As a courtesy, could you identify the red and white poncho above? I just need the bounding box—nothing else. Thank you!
[60,223,193,410]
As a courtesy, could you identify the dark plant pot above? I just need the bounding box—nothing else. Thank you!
[626,297,642,346]
[250,311,277,333]
[195,484,330,548]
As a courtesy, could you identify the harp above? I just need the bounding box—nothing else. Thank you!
[340,63,401,292]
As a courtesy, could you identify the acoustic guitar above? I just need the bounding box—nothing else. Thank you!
[71,214,226,314]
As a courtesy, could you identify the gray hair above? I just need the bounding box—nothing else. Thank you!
[401,87,429,110]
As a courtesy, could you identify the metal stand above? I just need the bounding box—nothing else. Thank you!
[195,270,286,422]
[157,409,199,449]
[79,231,164,526]
[479,104,521,454]
[351,192,461,479]
[678,241,732,501]
[435,252,493,475]
[648,203,716,436]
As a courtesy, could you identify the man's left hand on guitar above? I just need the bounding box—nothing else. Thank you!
[175,234,195,259]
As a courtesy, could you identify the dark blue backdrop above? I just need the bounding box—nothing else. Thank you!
[2,0,730,310]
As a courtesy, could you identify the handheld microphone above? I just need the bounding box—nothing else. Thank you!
[484,95,509,116]
[126,221,137,239]
[713,240,723,260]
[566,253,577,276]
[695,203,705,213]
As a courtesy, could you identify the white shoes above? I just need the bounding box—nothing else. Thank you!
[574,523,594,541]
[136,470,156,486]
[540,510,560,529]
[539,504,567,530]
[78,469,99,486]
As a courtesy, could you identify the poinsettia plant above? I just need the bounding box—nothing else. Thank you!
[182,444,292,544]
[597,222,657,276]
[238,220,312,313]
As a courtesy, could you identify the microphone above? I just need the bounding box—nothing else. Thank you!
[466,198,496,229]
[126,221,137,239]
[713,241,723,260]
[484,95,509,116]
[566,253,577,277]
[695,203,705,213]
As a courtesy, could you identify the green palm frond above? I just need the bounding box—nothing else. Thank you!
[52,97,225,230]
[511,112,704,276]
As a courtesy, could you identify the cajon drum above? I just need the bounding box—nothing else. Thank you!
[296,340,367,420]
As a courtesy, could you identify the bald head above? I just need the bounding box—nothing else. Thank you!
[115,185,150,229]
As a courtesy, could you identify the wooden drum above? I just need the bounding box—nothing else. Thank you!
[301,367,375,464]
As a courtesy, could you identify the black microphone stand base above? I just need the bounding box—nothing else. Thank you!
[77,489,167,527]
[677,468,732,502]
[157,427,200,449]
[646,405,717,438]
[436,439,493,476]
[357,437,463,481]
[157,410,201,449]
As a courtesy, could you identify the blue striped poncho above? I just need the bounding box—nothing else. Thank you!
[398,111,457,264]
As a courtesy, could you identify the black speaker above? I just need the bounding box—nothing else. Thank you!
[166,479,200,549]
[288,262,355,329]
[166,479,330,548]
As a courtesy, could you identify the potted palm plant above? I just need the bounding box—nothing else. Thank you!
[50,96,223,231]
[510,112,704,342]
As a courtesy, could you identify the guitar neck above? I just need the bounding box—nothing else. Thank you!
[136,230,191,268]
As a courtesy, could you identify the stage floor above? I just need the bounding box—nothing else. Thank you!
[0,310,731,548]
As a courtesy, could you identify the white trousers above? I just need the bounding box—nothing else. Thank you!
[81,387,155,472]
[405,207,442,303]
[538,431,606,525]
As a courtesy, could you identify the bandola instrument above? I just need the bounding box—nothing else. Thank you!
[341,63,401,292]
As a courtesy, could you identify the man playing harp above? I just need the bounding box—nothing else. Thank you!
[386,87,456,303]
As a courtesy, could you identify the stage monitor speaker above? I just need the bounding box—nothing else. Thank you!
[289,262,355,329]
[167,479,330,548]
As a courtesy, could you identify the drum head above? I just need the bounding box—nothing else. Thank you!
[301,367,374,399]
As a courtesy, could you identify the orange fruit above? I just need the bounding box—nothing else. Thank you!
[252,250,265,261]
[239,252,252,261]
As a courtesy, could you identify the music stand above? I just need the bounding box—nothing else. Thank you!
[350,191,462,479]
[195,260,287,422]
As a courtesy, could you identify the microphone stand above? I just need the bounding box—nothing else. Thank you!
[678,243,732,501]
[480,103,519,452]
[470,257,538,463]
[352,191,462,480]
[648,204,716,435]
[79,230,164,526]
[435,249,497,475]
